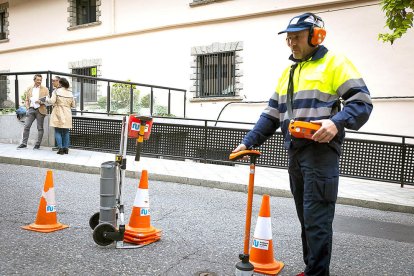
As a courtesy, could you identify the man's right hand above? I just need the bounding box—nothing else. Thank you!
[231,144,249,161]
[232,144,247,153]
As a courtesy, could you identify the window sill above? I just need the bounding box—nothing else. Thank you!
[67,21,102,31]
[189,0,230,7]
[190,96,243,103]
[0,38,9,43]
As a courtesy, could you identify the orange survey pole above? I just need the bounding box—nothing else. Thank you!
[229,149,261,275]
[243,161,256,255]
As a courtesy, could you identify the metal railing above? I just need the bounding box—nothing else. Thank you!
[2,71,413,187]
[0,71,187,117]
[70,116,414,187]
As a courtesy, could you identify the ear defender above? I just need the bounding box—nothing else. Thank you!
[308,14,326,47]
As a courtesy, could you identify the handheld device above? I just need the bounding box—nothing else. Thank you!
[288,120,321,139]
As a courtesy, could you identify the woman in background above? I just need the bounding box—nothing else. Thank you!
[47,77,75,155]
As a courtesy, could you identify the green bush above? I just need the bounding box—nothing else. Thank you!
[153,105,175,117]
[98,81,141,113]
[0,108,16,115]
[140,94,151,108]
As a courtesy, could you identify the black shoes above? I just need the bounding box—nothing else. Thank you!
[57,148,69,155]
[17,144,40,150]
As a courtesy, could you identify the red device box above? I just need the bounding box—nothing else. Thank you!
[127,115,153,140]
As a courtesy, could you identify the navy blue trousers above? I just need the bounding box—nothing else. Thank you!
[288,143,339,276]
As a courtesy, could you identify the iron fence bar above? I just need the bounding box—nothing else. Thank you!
[47,72,52,114]
[150,87,154,115]
[0,71,50,76]
[46,74,50,91]
[401,137,406,188]
[14,75,18,110]
[47,71,52,93]
[345,130,414,139]
[47,70,186,92]
[80,77,84,115]
[184,91,186,118]
[106,81,110,114]
[204,120,208,163]
[168,89,171,115]
[130,84,133,114]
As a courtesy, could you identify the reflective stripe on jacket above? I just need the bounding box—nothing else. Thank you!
[242,46,373,154]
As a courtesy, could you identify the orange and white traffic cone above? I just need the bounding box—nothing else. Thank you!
[22,170,68,233]
[249,194,284,275]
[124,170,161,245]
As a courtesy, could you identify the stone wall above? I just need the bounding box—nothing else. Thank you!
[0,114,53,147]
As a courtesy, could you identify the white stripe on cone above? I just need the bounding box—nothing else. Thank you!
[133,188,149,207]
[253,217,272,240]
[42,187,56,205]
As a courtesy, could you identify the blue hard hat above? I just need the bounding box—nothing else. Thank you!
[278,13,323,34]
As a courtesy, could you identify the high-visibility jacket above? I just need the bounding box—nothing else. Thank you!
[242,46,373,154]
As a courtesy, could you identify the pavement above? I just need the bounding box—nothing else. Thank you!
[1,142,413,214]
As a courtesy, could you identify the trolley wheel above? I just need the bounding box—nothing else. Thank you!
[93,223,116,246]
[89,212,100,230]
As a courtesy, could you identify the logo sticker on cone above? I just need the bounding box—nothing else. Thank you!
[22,170,68,233]
[124,170,161,245]
[249,194,284,275]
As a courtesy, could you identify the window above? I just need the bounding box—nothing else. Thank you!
[76,0,96,25]
[197,52,235,97]
[0,12,5,40]
[72,66,97,103]
[190,0,228,7]
[0,2,8,40]
[191,41,243,100]
[67,0,100,28]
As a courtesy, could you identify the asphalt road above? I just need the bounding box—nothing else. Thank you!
[0,163,413,276]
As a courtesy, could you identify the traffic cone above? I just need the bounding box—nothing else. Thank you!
[249,194,284,275]
[124,170,161,245]
[22,170,68,233]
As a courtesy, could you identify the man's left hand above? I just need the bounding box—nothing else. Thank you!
[311,119,338,143]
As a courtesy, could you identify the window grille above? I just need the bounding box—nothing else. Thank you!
[76,0,96,25]
[0,12,5,40]
[197,52,235,97]
[72,66,97,103]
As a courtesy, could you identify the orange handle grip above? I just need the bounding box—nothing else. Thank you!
[229,149,261,161]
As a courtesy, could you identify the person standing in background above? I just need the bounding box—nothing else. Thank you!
[47,77,75,155]
[17,74,49,150]
[51,76,61,151]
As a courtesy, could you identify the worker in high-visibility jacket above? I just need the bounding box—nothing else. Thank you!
[233,13,373,276]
